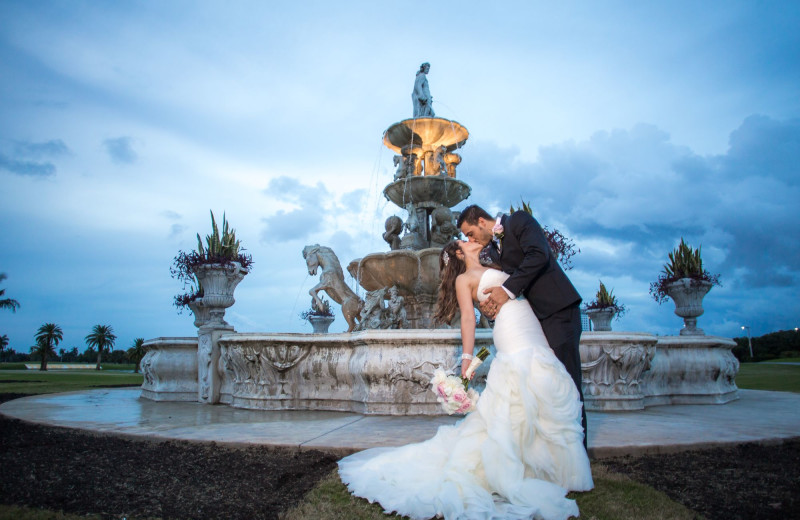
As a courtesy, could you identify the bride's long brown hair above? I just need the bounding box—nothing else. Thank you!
[434,241,466,325]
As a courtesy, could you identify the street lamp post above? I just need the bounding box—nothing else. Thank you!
[741,325,753,358]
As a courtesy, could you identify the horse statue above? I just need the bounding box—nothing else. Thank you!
[302,244,364,332]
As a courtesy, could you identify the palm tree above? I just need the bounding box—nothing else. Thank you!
[85,324,116,370]
[0,273,21,312]
[127,337,146,373]
[33,323,63,371]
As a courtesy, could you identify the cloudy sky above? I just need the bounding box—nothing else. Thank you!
[1,1,798,354]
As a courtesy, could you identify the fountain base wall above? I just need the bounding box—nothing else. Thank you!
[140,331,739,414]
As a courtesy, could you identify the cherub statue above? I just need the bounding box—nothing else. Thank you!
[433,145,448,176]
[430,207,459,248]
[383,216,403,250]
[356,288,386,330]
[393,155,412,180]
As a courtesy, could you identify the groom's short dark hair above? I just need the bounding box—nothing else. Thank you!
[457,205,493,227]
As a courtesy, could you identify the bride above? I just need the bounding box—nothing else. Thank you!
[338,239,593,519]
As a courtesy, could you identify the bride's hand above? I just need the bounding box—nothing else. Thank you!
[461,359,472,379]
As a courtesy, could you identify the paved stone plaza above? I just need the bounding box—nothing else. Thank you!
[1,388,798,458]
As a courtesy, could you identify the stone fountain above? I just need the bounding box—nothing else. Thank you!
[347,116,469,329]
[140,63,740,415]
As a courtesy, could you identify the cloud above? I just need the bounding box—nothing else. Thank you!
[459,115,800,334]
[168,223,187,239]
[103,136,138,164]
[0,139,70,177]
[260,177,331,242]
[0,153,55,177]
[160,210,182,220]
[13,139,70,158]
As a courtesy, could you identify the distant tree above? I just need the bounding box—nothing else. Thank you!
[733,329,800,362]
[85,325,116,370]
[0,273,20,312]
[127,338,146,373]
[33,323,63,371]
[0,334,9,361]
[78,347,97,363]
[106,349,128,364]
[62,346,79,362]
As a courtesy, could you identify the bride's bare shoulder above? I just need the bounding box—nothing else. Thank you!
[456,268,484,285]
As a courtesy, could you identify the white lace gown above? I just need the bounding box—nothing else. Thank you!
[338,269,593,520]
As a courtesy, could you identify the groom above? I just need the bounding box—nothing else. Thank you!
[457,204,587,447]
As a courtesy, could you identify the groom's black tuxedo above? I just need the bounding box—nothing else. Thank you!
[487,211,587,446]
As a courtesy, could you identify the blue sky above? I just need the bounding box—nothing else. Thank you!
[1,1,798,353]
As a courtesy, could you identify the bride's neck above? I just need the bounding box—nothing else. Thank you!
[464,254,483,270]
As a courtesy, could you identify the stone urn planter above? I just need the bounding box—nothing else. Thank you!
[308,315,335,333]
[192,262,248,328]
[586,307,615,331]
[664,278,712,335]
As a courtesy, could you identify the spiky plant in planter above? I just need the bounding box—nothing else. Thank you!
[649,238,720,304]
[584,281,625,331]
[171,211,253,314]
[301,296,335,333]
[585,281,626,316]
[650,238,721,336]
[300,297,334,320]
[509,200,579,270]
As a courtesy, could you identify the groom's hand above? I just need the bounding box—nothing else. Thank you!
[481,286,510,319]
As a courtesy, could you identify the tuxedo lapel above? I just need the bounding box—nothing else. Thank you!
[497,214,509,263]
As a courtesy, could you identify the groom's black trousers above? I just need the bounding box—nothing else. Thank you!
[539,303,587,450]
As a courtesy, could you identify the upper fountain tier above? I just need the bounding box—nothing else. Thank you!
[383,117,469,154]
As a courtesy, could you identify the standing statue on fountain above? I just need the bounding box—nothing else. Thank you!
[387,286,408,329]
[412,62,435,117]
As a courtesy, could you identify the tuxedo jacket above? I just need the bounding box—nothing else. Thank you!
[489,211,582,320]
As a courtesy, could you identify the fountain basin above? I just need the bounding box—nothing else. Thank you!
[642,335,739,406]
[383,117,468,153]
[348,248,441,328]
[140,337,199,401]
[384,176,471,209]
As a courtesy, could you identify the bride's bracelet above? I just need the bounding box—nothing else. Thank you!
[461,353,474,361]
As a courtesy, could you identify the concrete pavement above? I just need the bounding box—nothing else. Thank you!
[1,388,798,458]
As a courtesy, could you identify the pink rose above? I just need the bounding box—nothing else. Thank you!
[492,222,504,240]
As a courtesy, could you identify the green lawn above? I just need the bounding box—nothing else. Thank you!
[281,465,703,520]
[736,362,800,393]
[0,368,142,394]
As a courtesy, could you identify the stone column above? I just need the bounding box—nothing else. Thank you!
[198,324,233,404]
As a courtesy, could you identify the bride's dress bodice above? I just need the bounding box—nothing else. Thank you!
[477,268,550,356]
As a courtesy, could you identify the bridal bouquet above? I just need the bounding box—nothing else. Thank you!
[430,347,491,415]
[431,369,480,415]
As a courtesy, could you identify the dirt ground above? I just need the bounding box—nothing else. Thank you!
[1,392,798,520]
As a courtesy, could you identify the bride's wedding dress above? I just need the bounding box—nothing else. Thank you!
[338,269,593,519]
